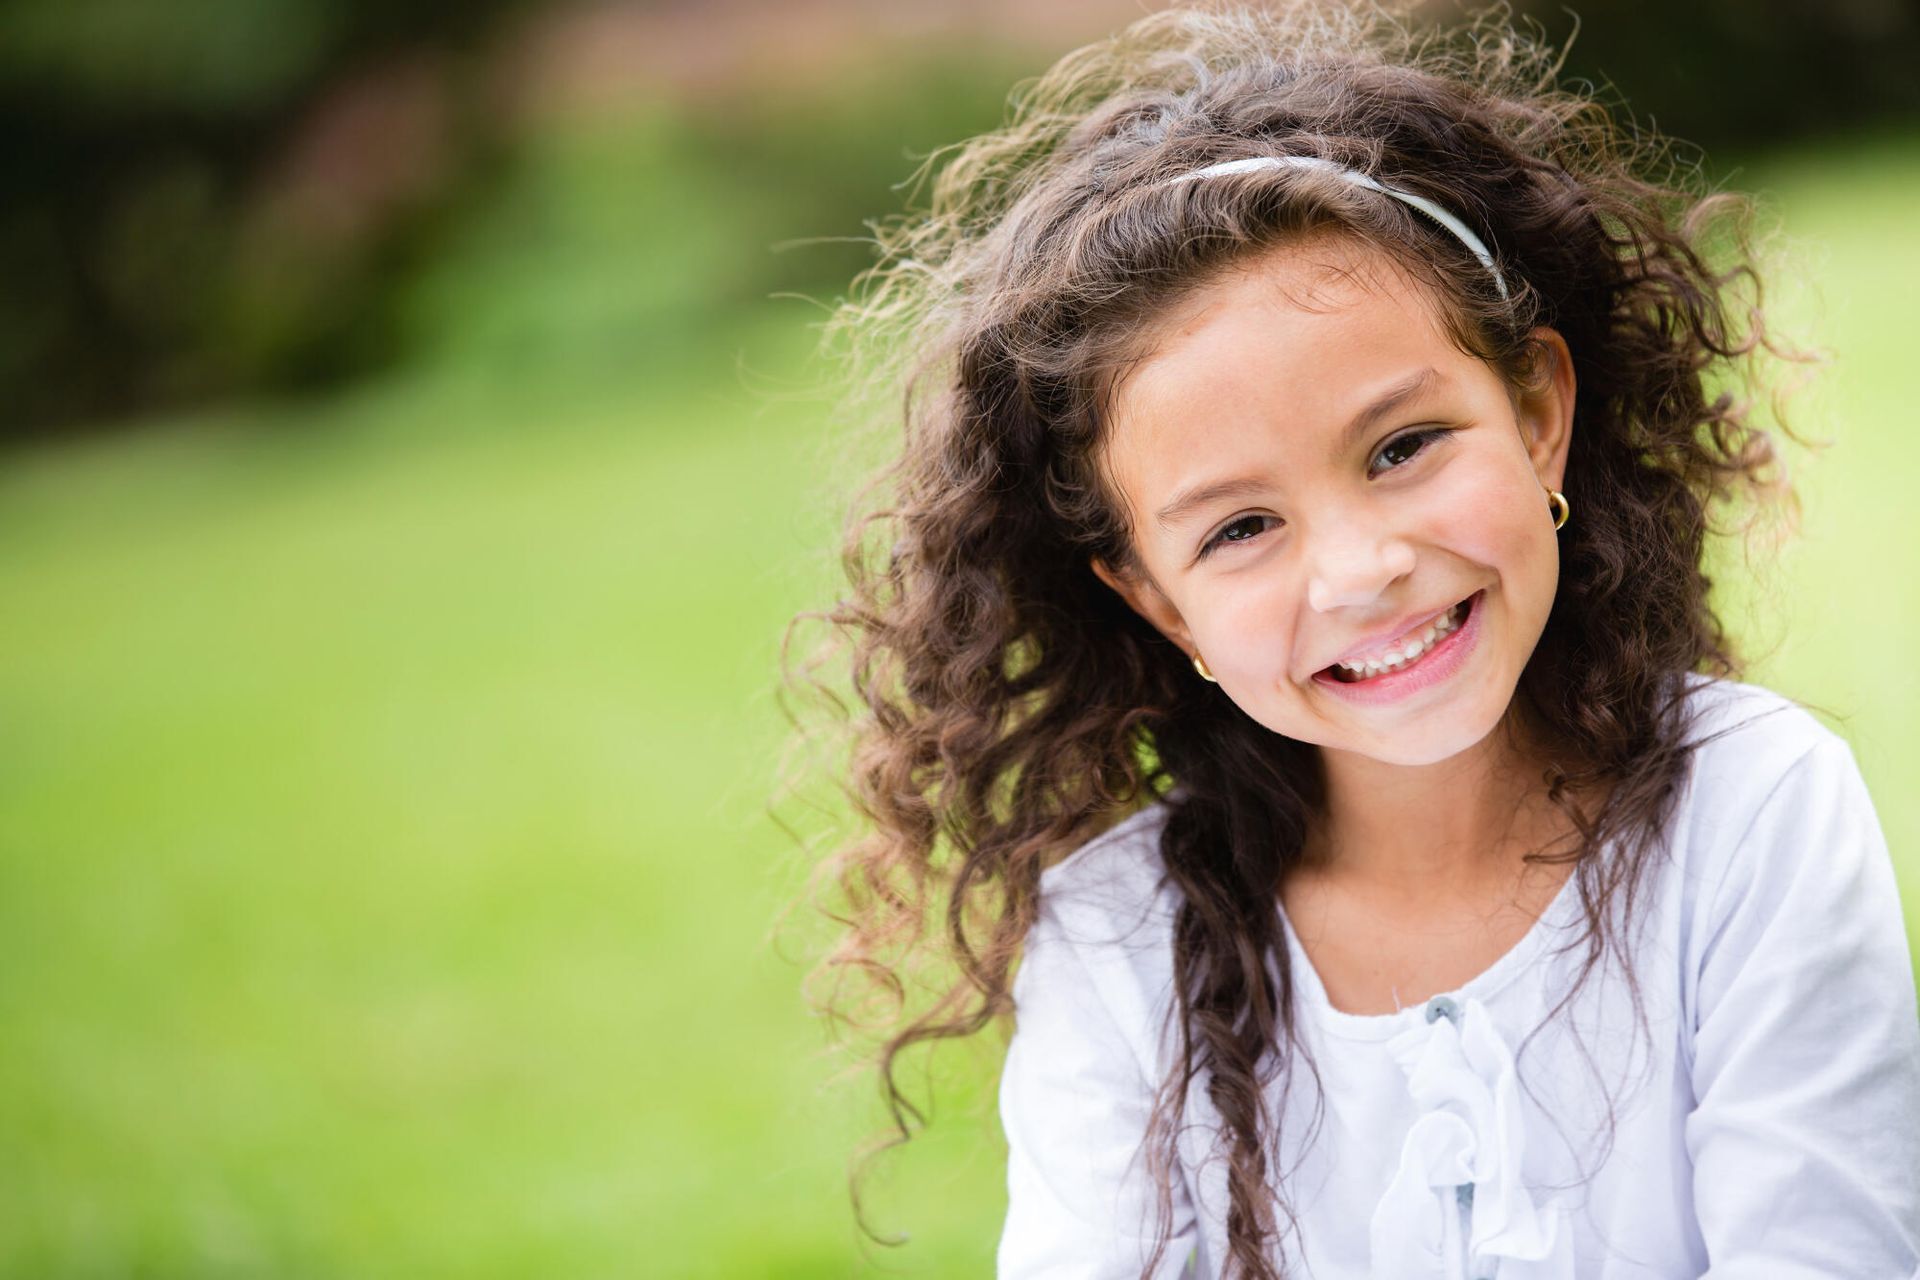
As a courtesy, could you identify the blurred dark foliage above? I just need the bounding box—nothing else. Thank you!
[0,0,529,437]
[2,0,1917,442]
[1524,0,1920,145]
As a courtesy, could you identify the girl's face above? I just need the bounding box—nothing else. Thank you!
[1091,236,1575,768]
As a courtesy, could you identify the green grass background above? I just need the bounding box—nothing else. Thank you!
[0,123,1916,1276]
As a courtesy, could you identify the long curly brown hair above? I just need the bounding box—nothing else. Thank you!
[781,3,1799,1275]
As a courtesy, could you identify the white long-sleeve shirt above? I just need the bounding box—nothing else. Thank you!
[997,678,1920,1278]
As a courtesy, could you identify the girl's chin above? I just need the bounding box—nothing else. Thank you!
[1258,703,1509,766]
[1323,675,1519,765]
[1287,684,1519,767]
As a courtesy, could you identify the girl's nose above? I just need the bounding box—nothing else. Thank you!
[1305,525,1417,613]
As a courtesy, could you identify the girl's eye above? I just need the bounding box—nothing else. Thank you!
[1370,427,1447,475]
[1201,514,1279,557]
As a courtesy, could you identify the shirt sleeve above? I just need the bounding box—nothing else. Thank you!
[1685,734,1920,1278]
[997,898,1201,1280]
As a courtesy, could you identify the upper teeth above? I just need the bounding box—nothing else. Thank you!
[1335,602,1465,678]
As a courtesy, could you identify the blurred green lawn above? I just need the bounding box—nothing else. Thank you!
[1,125,1916,1277]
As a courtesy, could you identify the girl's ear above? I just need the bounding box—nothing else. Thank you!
[1517,326,1577,489]
[1090,557,1195,655]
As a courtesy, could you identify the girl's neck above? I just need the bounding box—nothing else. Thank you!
[1304,705,1571,901]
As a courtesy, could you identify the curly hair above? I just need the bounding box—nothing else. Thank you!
[781,3,1798,1275]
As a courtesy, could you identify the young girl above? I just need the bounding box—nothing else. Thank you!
[793,4,1920,1276]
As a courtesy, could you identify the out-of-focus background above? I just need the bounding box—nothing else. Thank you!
[2,0,1915,1274]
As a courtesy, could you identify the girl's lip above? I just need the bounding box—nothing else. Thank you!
[1309,590,1484,702]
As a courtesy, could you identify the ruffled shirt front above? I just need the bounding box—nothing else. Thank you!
[1365,996,1568,1279]
[996,679,1920,1279]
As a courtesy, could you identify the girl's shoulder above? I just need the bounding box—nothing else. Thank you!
[1669,674,1883,933]
[1679,671,1837,752]
[1019,802,1185,1069]
[1036,799,1182,938]
[1675,673,1855,817]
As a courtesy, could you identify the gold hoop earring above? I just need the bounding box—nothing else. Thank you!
[1191,653,1217,683]
[1547,489,1570,531]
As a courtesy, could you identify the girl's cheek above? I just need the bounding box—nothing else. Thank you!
[1424,454,1549,565]
[1197,575,1296,678]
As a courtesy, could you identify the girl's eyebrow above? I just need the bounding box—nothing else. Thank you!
[1334,366,1443,456]
[1153,366,1445,530]
[1156,475,1275,530]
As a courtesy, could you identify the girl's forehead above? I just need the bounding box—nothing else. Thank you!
[1109,239,1460,437]
[1155,233,1432,331]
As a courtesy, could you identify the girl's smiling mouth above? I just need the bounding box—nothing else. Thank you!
[1311,590,1483,699]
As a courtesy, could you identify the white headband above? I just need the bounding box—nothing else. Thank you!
[1167,154,1510,300]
